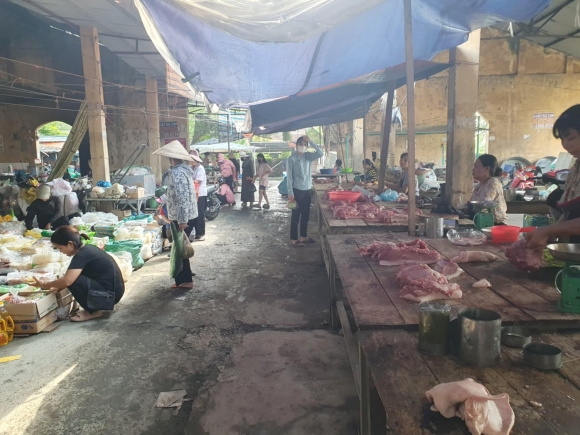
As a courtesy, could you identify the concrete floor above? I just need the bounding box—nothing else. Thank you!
[0,183,359,435]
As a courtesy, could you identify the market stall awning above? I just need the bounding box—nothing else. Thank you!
[242,60,450,135]
[134,0,549,108]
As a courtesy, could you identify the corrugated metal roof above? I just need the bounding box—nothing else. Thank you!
[495,0,580,58]
[9,0,165,76]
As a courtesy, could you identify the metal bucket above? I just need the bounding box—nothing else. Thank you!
[425,217,444,239]
[459,308,502,367]
[418,302,451,356]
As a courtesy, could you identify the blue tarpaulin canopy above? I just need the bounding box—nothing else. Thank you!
[243,60,450,134]
[135,0,549,130]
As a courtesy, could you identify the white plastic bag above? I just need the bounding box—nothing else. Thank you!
[64,192,81,214]
[109,251,133,282]
[140,243,153,261]
[52,178,72,196]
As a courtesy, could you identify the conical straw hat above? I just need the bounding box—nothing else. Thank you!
[153,140,194,162]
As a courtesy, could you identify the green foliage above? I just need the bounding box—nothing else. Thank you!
[189,111,218,144]
[251,134,272,142]
[38,121,71,137]
[306,127,322,144]
[282,132,291,141]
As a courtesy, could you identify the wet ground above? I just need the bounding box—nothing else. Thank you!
[0,182,359,435]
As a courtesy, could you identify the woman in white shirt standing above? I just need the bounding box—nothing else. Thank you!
[190,150,207,241]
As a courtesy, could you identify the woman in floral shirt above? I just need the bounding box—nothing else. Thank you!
[468,154,507,224]
[156,141,198,289]
[526,105,580,249]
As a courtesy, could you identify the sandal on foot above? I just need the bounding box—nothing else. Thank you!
[292,241,304,247]
[302,238,317,244]
[172,283,194,289]
[262,204,270,209]
[70,311,103,322]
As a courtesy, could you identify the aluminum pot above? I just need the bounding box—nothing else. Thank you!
[523,342,562,370]
[425,216,444,239]
[459,308,502,367]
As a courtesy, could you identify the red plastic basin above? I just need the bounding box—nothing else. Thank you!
[327,190,361,203]
[491,225,520,244]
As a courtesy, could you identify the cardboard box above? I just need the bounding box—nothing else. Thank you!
[127,187,146,199]
[14,310,57,334]
[56,288,73,308]
[112,209,132,220]
[6,292,58,334]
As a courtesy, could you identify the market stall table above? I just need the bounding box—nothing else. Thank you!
[326,232,580,331]
[311,173,343,184]
[326,233,580,434]
[357,328,580,435]
[85,194,154,214]
[506,200,549,215]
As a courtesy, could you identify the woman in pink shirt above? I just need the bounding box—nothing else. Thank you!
[217,153,237,192]
[253,153,272,209]
[217,177,236,206]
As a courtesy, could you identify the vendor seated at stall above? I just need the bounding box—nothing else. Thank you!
[526,104,580,250]
[385,152,419,196]
[362,159,378,183]
[34,226,125,322]
[467,154,507,225]
[24,184,80,231]
[333,159,343,174]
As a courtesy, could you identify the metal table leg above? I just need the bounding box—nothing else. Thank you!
[360,342,371,435]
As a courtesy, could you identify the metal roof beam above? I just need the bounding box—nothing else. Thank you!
[545,27,580,48]
[514,0,576,36]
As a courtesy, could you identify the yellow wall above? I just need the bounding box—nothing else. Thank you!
[368,28,580,166]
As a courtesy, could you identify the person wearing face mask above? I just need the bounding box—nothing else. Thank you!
[25,184,80,231]
[525,104,580,250]
[286,135,324,247]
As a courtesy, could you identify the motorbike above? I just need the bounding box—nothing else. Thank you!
[205,183,221,221]
[509,164,540,190]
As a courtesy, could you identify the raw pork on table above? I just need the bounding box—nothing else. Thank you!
[473,279,492,288]
[399,279,462,303]
[505,239,544,272]
[452,251,499,263]
[432,259,463,280]
[395,264,448,286]
[426,378,515,435]
[359,239,440,266]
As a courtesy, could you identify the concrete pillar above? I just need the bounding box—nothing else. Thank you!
[80,27,110,182]
[352,118,365,173]
[446,30,481,208]
[145,76,162,183]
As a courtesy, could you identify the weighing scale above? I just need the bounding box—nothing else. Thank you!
[547,244,580,314]
[468,201,498,230]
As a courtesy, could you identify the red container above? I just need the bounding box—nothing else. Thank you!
[520,226,536,233]
[327,190,361,203]
[491,225,520,244]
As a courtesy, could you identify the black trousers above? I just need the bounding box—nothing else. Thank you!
[174,219,195,286]
[217,194,228,205]
[290,188,312,240]
[193,196,207,237]
[68,274,125,314]
[52,213,82,230]
[224,175,234,191]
